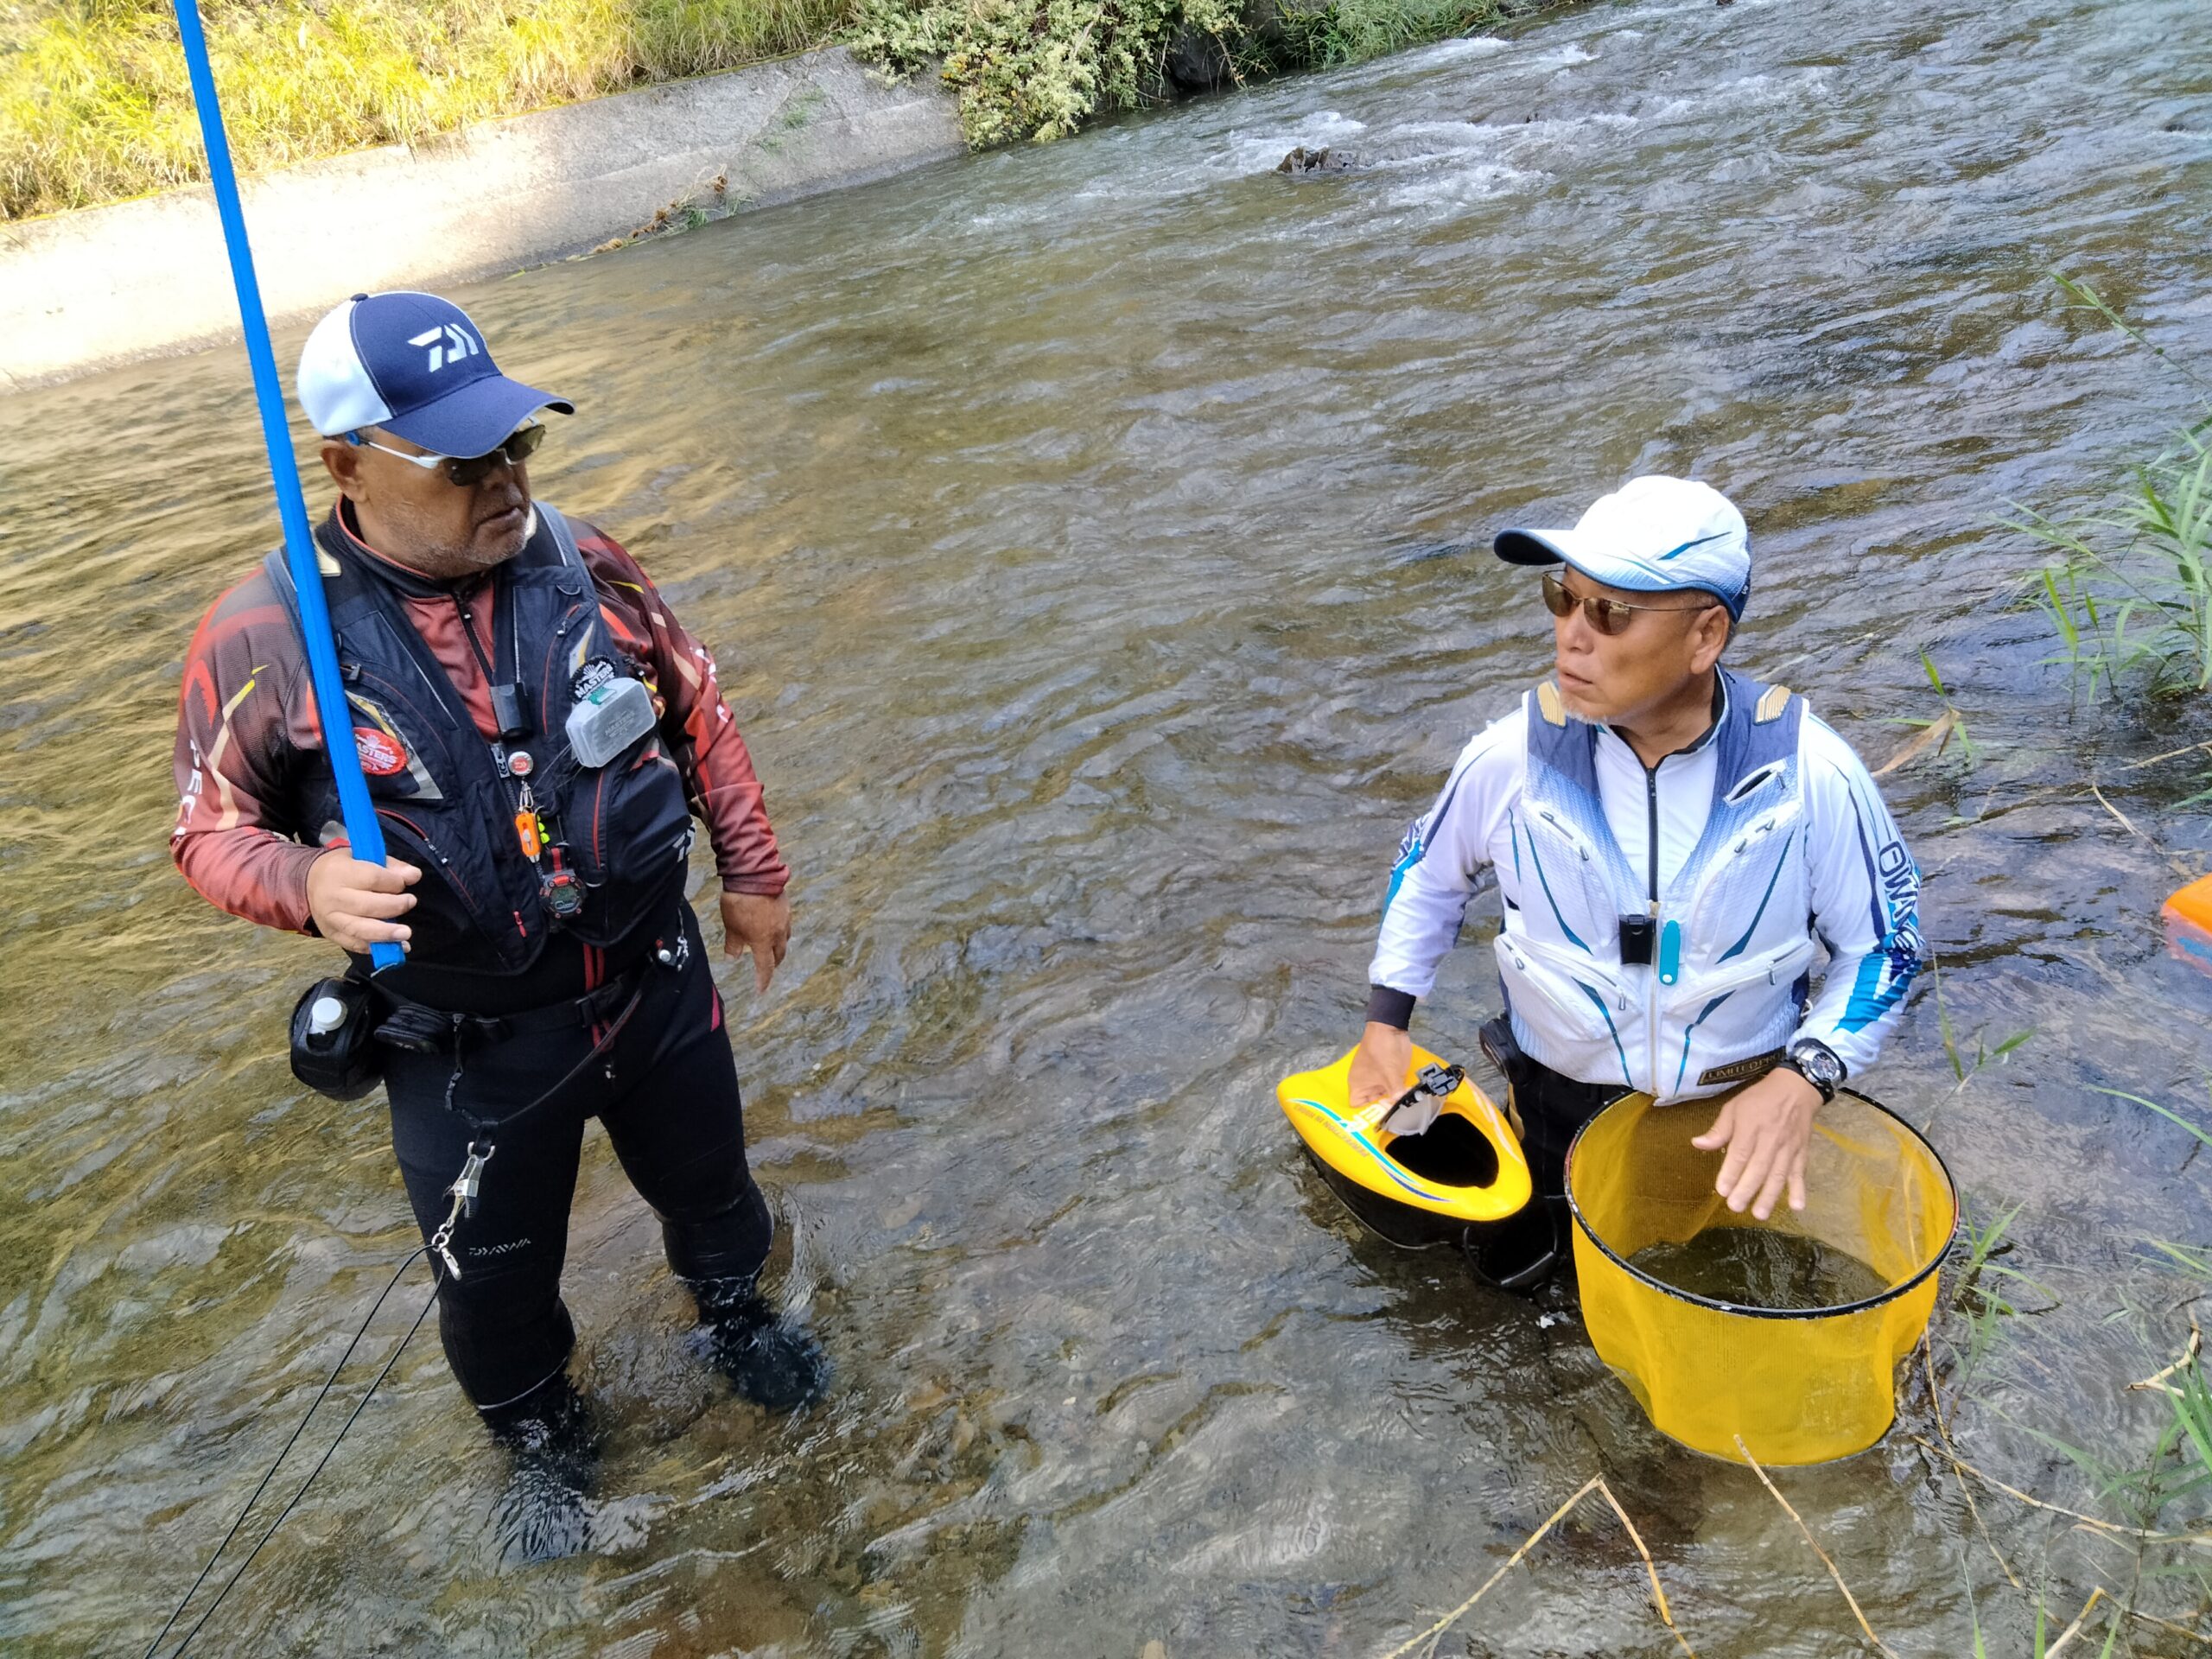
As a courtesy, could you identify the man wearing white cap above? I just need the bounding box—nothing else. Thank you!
[171,292,823,1560]
[1349,476,1923,1287]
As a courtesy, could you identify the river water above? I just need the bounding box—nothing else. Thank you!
[4,0,2211,1652]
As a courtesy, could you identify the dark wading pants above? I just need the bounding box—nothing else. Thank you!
[384,899,772,1408]
[1481,1014,1624,1200]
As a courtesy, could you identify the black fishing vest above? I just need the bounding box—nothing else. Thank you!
[266,505,694,978]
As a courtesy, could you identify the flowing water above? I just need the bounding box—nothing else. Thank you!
[1629,1231,1891,1313]
[3,0,2211,1652]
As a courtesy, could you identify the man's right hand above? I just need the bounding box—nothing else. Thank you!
[307,850,422,954]
[1348,1021,1414,1111]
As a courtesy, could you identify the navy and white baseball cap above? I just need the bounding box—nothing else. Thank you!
[296,291,572,456]
[1494,475,1752,620]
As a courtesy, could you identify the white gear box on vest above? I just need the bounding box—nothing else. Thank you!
[567,675,657,769]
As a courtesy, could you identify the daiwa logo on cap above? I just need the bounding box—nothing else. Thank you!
[295,289,573,459]
[407,321,482,374]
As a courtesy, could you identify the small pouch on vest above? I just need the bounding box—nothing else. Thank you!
[289,976,384,1100]
[1618,914,1656,966]
[567,676,657,769]
[372,1000,462,1056]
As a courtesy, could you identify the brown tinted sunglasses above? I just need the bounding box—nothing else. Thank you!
[1540,571,1720,637]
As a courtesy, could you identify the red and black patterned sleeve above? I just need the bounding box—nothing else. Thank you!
[170,571,325,933]
[571,523,791,898]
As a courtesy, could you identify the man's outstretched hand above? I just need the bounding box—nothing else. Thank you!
[721,890,791,993]
[1689,1066,1823,1221]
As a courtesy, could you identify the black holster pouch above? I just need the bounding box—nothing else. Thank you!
[1467,1013,1571,1294]
[372,999,467,1056]
[289,976,385,1101]
[1479,1014,1534,1109]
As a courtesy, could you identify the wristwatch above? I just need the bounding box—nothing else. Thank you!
[1777,1039,1846,1104]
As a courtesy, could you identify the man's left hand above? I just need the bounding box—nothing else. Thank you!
[1689,1067,1822,1220]
[721,889,791,993]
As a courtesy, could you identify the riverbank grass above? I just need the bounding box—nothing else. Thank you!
[1,0,854,219]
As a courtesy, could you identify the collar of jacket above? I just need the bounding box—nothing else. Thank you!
[320,499,518,602]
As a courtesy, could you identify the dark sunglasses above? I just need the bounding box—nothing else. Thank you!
[349,421,547,486]
[1540,571,1719,638]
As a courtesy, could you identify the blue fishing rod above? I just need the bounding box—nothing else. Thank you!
[141,9,423,1654]
[170,0,403,975]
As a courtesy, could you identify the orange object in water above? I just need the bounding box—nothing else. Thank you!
[2164,874,2212,973]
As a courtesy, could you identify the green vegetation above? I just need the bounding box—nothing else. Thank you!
[852,0,1530,147]
[1,0,853,219]
[2,0,1537,220]
[853,0,1233,147]
[2019,274,2212,705]
[1879,652,1978,779]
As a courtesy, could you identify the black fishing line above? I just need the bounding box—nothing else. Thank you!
[144,961,654,1653]
[143,1249,443,1659]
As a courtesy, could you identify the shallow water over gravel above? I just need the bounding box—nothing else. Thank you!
[3,0,2212,1652]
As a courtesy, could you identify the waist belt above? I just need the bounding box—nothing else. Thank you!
[373,957,650,1055]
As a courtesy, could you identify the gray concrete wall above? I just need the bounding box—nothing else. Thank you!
[0,48,962,390]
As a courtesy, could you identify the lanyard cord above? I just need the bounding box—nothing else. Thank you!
[450,579,500,686]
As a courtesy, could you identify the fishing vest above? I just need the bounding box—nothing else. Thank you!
[266,505,694,977]
[1495,668,1816,1102]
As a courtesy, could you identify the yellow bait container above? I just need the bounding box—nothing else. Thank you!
[1278,1046,1532,1249]
[1567,1089,1955,1465]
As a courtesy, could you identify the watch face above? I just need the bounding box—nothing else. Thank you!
[1794,1045,1843,1090]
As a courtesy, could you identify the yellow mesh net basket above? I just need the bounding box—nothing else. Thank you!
[1567,1088,1955,1465]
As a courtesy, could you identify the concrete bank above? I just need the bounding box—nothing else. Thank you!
[0,48,963,391]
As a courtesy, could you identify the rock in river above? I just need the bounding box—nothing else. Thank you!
[1275,145,1359,175]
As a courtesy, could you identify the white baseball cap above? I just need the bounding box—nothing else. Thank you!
[1494,475,1752,620]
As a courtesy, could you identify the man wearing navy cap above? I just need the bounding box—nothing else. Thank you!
[1348,476,1924,1287]
[171,291,823,1560]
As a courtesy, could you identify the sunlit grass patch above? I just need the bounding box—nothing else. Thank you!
[0,0,855,219]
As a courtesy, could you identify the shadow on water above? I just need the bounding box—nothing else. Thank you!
[3,0,2212,1651]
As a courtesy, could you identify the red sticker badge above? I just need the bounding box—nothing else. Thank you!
[354,727,410,777]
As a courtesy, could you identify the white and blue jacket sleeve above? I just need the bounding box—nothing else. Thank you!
[1365,717,1523,1025]
[1794,716,1925,1077]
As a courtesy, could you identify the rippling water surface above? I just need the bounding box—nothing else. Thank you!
[4,0,2212,1652]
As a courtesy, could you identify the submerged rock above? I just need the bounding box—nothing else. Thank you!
[1275,144,1359,175]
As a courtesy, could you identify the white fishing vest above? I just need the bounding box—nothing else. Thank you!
[1495,669,1816,1102]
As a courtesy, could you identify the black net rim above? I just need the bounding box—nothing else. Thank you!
[1563,1088,1959,1321]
